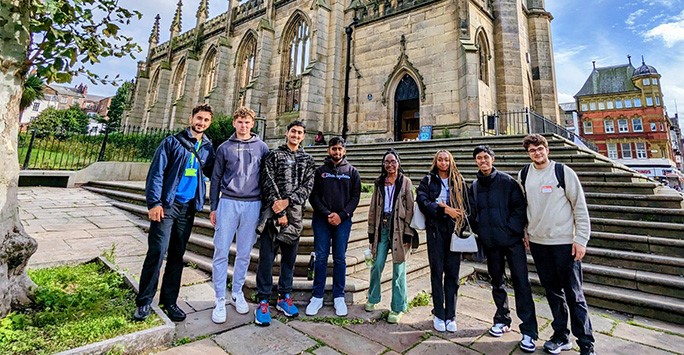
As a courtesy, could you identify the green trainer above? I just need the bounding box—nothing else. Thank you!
[387,311,403,324]
[364,302,376,312]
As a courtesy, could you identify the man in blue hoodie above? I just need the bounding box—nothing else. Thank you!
[134,103,215,322]
[305,137,361,317]
[209,106,269,323]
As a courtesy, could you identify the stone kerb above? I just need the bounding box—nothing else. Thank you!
[54,256,175,355]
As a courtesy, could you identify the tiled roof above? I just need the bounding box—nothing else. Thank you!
[575,64,639,97]
[559,102,577,111]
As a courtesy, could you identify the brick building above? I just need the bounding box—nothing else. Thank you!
[126,0,560,145]
[574,57,681,183]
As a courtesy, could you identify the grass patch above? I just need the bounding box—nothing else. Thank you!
[408,291,431,309]
[0,261,161,354]
[301,316,365,326]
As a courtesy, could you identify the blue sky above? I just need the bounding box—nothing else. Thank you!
[75,0,684,122]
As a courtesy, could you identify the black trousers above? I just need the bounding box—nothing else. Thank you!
[136,200,195,307]
[426,223,461,321]
[485,241,538,339]
[256,221,300,301]
[530,243,594,346]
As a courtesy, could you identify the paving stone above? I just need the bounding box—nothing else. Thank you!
[590,313,617,334]
[346,317,426,353]
[312,346,343,355]
[43,222,99,231]
[404,337,480,354]
[455,294,496,324]
[174,306,253,339]
[214,320,316,355]
[178,282,216,311]
[612,322,684,354]
[289,320,387,354]
[594,331,672,355]
[632,315,684,336]
[469,327,520,355]
[155,338,227,355]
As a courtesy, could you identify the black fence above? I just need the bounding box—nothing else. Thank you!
[481,108,598,152]
[18,125,179,170]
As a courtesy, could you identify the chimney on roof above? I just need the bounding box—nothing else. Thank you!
[627,55,632,65]
[592,61,595,70]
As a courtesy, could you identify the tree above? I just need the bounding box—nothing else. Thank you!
[106,80,134,130]
[29,105,89,137]
[0,0,141,318]
[20,74,45,111]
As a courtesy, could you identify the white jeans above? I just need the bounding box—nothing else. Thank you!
[212,198,261,299]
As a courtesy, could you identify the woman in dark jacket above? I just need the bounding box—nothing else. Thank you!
[416,149,469,333]
[365,149,415,324]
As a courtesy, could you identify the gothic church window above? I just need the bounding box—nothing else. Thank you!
[148,68,161,108]
[202,48,219,98]
[172,60,187,101]
[279,14,311,114]
[236,33,257,109]
[477,31,490,84]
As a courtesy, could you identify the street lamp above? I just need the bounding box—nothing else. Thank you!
[342,17,358,141]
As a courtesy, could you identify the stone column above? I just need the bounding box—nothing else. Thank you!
[527,0,559,121]
[492,0,525,113]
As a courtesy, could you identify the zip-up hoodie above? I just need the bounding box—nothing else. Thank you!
[309,156,362,221]
[210,132,269,211]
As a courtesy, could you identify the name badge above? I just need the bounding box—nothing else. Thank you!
[541,185,553,194]
[185,168,198,177]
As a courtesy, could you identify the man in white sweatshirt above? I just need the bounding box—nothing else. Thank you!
[520,134,595,355]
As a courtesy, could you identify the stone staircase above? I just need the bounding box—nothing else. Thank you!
[82,181,434,305]
[84,133,684,323]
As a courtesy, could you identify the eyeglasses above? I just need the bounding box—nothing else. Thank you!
[527,146,546,154]
[383,160,398,166]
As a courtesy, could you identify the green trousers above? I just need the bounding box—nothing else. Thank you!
[367,226,407,313]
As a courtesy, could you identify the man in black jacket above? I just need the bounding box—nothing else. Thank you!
[468,145,538,353]
[305,137,361,317]
[254,120,316,326]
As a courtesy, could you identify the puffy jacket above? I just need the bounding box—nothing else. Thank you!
[260,144,316,215]
[309,156,362,221]
[209,132,269,211]
[467,167,527,248]
[145,128,215,211]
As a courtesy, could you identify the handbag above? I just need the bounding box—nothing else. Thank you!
[409,202,426,230]
[450,216,478,253]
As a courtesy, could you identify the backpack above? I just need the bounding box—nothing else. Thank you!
[519,162,565,191]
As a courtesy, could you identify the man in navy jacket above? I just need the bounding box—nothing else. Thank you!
[305,137,361,317]
[134,103,215,322]
[468,145,538,353]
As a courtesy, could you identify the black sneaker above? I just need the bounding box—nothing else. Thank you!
[579,344,596,355]
[160,303,186,322]
[133,304,151,321]
[543,336,572,354]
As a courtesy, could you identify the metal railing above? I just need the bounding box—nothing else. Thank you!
[18,125,178,170]
[481,108,598,152]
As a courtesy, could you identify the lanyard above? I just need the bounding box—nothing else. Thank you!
[188,141,201,167]
[385,184,395,210]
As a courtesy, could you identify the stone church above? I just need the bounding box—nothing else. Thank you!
[126,0,559,144]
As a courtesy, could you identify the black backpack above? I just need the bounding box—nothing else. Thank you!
[519,162,565,191]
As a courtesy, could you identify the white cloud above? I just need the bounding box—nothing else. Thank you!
[625,9,647,29]
[644,10,684,47]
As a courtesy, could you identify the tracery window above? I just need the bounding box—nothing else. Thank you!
[477,31,490,84]
[236,33,257,108]
[202,48,218,98]
[279,15,311,114]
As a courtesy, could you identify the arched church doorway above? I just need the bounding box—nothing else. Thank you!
[394,74,420,141]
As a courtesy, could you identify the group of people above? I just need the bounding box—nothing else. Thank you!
[132,103,595,355]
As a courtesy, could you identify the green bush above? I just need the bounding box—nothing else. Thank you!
[29,105,89,138]
[0,262,160,354]
[204,112,234,149]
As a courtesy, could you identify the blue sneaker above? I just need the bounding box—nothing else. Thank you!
[254,300,271,326]
[276,293,299,317]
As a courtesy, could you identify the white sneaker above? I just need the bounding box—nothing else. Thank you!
[446,319,457,332]
[334,297,348,316]
[232,292,249,314]
[433,316,446,332]
[489,323,511,337]
[306,297,324,316]
[212,297,226,323]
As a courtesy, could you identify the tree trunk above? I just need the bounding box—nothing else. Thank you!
[0,0,38,317]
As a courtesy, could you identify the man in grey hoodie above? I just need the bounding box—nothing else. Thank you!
[209,107,269,323]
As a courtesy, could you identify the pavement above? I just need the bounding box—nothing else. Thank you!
[19,186,684,355]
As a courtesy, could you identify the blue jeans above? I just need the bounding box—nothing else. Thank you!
[311,215,353,298]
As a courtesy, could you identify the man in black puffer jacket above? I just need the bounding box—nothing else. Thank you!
[467,145,538,353]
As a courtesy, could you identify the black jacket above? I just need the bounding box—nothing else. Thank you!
[260,144,316,214]
[309,156,362,221]
[416,169,469,232]
[467,167,527,248]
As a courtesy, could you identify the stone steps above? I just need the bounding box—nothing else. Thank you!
[590,231,684,258]
[587,204,684,223]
